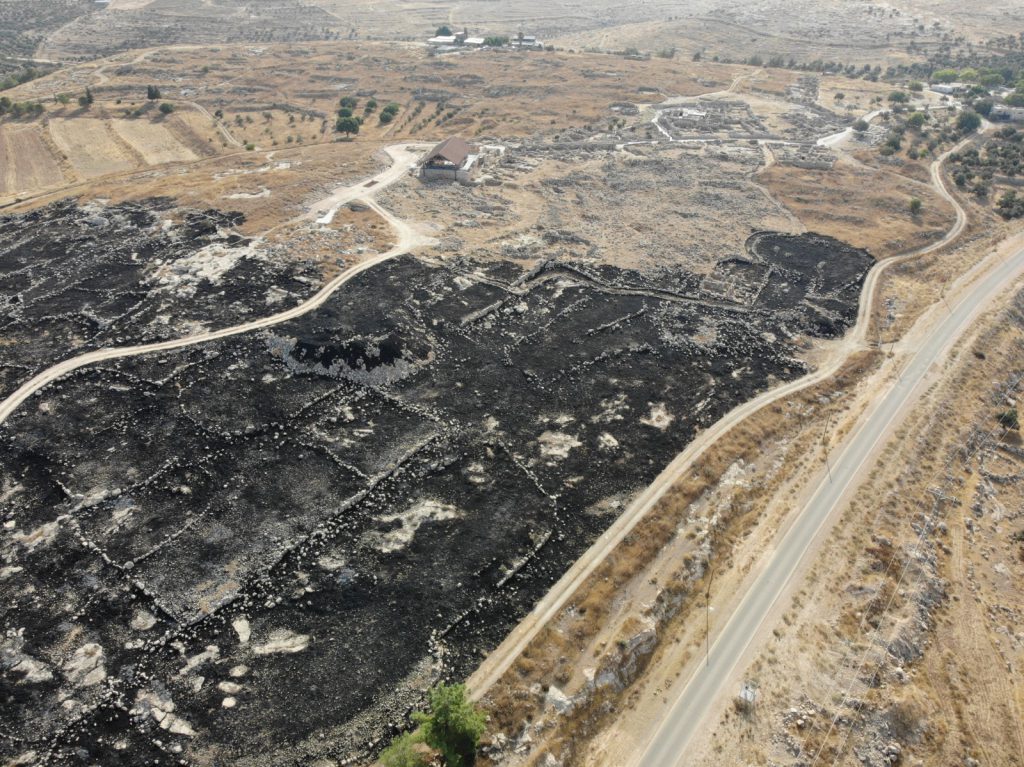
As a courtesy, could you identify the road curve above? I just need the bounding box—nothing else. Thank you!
[0,144,429,427]
[636,237,1024,767]
[466,134,973,698]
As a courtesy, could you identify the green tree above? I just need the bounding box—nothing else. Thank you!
[336,115,361,135]
[338,106,354,118]
[78,87,94,108]
[414,684,486,767]
[146,84,161,100]
[956,110,982,134]
[159,102,174,114]
[972,98,994,117]
[379,732,429,767]
[435,25,452,36]
[931,68,959,83]
[906,111,927,130]
[340,95,358,109]
[909,197,922,215]
[379,102,400,124]
[908,81,924,92]
[852,118,869,132]
[888,90,909,104]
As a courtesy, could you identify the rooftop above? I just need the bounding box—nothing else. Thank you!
[422,136,472,167]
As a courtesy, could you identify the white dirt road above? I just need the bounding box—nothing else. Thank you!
[0,144,430,427]
[466,132,979,698]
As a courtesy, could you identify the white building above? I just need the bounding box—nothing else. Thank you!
[992,104,1024,122]
[929,82,966,95]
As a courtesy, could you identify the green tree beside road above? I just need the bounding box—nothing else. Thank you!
[380,683,486,767]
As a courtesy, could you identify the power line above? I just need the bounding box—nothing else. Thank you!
[798,367,1024,767]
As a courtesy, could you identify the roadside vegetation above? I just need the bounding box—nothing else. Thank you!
[949,127,1024,210]
[380,684,486,767]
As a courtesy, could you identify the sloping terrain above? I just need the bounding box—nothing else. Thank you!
[0,199,326,400]
[1,238,871,765]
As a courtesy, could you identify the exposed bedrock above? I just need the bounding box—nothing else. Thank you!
[0,232,871,765]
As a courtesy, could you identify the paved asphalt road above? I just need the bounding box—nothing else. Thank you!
[637,243,1024,767]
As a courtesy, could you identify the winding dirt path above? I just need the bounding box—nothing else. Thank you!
[465,130,981,698]
[0,144,430,426]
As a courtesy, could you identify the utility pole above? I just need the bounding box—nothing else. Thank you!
[822,411,833,484]
[705,525,716,668]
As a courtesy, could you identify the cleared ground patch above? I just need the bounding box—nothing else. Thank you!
[112,118,198,165]
[49,118,137,179]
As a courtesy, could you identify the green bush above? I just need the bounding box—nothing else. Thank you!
[998,407,1020,430]
[956,110,982,134]
[380,733,428,767]
[414,684,486,767]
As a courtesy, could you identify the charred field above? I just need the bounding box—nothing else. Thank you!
[0,199,327,400]
[0,231,872,765]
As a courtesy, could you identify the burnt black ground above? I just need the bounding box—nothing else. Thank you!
[0,198,324,400]
[0,233,872,766]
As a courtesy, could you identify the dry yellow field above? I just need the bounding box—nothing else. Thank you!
[112,118,198,164]
[0,124,65,195]
[48,118,137,179]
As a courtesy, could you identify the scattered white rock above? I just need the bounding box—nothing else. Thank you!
[131,610,157,631]
[178,645,219,676]
[63,643,106,687]
[641,402,674,430]
[544,686,574,715]
[252,629,309,655]
[222,696,237,709]
[371,499,460,553]
[0,565,24,580]
[134,688,196,736]
[226,187,271,200]
[232,617,251,644]
[13,521,59,551]
[538,431,582,460]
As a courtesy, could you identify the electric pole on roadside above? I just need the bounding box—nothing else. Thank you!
[822,411,833,484]
[705,525,716,668]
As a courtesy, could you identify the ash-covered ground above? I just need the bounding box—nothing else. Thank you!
[0,234,871,766]
[0,199,324,400]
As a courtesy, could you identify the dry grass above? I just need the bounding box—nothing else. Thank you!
[684,282,1024,767]
[480,351,881,765]
[759,157,955,258]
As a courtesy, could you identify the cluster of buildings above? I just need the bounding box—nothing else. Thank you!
[927,82,1024,123]
[427,29,543,51]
